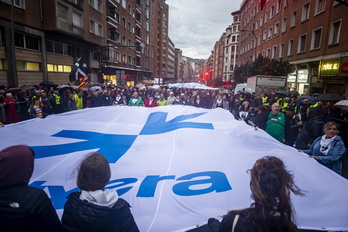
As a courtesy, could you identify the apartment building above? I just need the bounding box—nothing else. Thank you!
[239,0,348,95]
[152,0,171,84]
[212,34,225,81]
[223,10,241,82]
[167,37,175,80]
[0,0,175,88]
[174,48,185,82]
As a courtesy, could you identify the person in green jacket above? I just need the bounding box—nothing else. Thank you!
[266,103,286,142]
[128,92,143,106]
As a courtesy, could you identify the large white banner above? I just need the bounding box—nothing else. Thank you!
[1,106,348,231]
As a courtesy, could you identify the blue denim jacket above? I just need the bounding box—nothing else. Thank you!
[303,135,346,174]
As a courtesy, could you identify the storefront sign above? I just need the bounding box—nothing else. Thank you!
[341,61,348,73]
[320,60,340,76]
[298,69,308,83]
[287,72,296,83]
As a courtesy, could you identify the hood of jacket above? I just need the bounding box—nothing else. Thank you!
[0,145,34,188]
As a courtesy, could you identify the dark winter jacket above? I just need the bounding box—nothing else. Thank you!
[62,192,139,232]
[0,145,62,232]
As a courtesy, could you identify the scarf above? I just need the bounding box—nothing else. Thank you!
[320,135,336,155]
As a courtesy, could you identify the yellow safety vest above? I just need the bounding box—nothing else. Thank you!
[53,94,60,105]
[261,96,268,105]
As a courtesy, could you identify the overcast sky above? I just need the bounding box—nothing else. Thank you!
[166,0,242,59]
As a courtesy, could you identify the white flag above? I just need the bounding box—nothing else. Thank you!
[1,106,348,231]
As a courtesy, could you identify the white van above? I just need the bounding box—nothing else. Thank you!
[234,83,247,95]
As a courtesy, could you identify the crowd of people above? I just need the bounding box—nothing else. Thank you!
[0,83,347,231]
[0,83,347,175]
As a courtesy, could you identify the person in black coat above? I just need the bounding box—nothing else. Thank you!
[252,105,269,131]
[218,156,304,232]
[0,145,63,232]
[62,152,139,232]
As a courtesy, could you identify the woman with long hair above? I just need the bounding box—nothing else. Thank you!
[219,156,304,232]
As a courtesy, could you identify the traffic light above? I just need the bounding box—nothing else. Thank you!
[204,71,210,78]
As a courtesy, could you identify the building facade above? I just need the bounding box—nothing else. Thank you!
[238,0,348,95]
[0,0,176,88]
[223,10,241,82]
[212,34,225,82]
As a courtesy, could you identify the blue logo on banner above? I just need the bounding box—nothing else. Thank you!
[29,112,232,209]
[31,112,213,163]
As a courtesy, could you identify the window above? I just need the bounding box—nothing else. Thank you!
[282,17,287,33]
[315,0,325,14]
[122,18,126,27]
[72,12,82,28]
[89,20,103,37]
[284,0,289,7]
[14,32,40,51]
[89,0,102,12]
[26,62,39,71]
[16,61,40,71]
[279,42,285,58]
[290,11,296,27]
[57,3,68,21]
[25,35,39,50]
[47,64,71,72]
[127,4,132,14]
[263,30,267,42]
[274,22,280,36]
[260,15,263,25]
[272,46,277,59]
[128,22,132,31]
[298,34,307,53]
[276,0,281,13]
[301,2,310,22]
[46,40,72,56]
[311,27,322,50]
[329,19,341,45]
[270,5,275,18]
[122,36,126,45]
[264,10,269,23]
[266,48,271,58]
[268,27,273,40]
[14,0,25,8]
[288,38,294,56]
[122,0,126,9]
